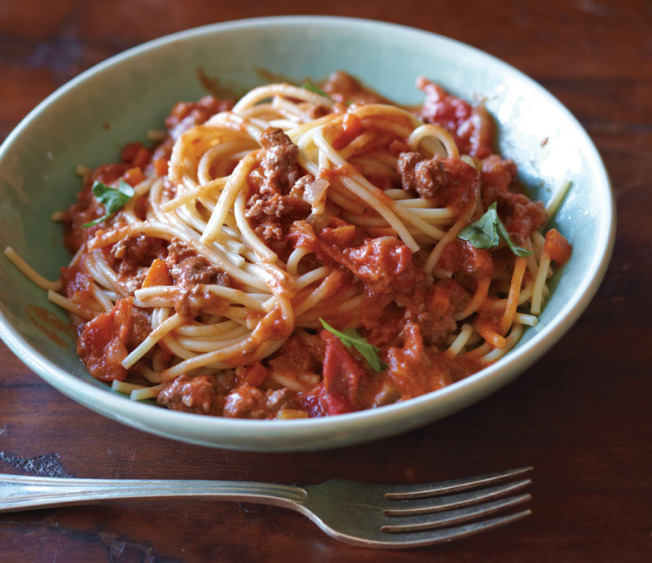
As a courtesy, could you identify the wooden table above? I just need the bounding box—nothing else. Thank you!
[0,1,649,561]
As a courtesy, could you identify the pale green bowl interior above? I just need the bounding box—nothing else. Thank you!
[0,17,614,451]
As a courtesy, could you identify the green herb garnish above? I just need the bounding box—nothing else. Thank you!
[83,179,135,227]
[458,202,531,257]
[302,81,329,98]
[319,318,387,373]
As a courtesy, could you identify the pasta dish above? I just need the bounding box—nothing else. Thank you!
[5,72,571,419]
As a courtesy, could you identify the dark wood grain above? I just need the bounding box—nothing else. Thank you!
[1,1,650,561]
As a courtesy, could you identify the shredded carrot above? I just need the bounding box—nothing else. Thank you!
[142,259,172,288]
[153,157,168,177]
[499,257,527,335]
[123,166,145,187]
[476,322,507,349]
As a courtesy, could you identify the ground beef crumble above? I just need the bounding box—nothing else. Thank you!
[258,127,302,194]
[157,373,225,415]
[165,96,235,140]
[164,240,233,316]
[222,384,297,419]
[245,127,312,250]
[398,151,448,199]
[108,234,168,293]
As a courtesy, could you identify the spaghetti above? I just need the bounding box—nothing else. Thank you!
[6,72,572,419]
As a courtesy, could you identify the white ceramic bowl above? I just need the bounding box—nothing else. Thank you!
[0,17,614,451]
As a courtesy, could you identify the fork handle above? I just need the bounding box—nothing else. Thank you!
[0,473,307,513]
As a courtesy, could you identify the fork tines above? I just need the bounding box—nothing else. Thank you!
[381,466,533,538]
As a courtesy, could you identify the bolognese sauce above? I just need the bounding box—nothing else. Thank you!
[6,71,572,419]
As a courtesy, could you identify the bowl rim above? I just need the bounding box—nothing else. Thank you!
[0,15,616,450]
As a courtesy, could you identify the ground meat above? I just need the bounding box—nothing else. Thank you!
[171,254,218,286]
[164,240,233,316]
[265,388,297,414]
[439,158,482,210]
[245,192,311,242]
[267,334,324,388]
[243,128,311,250]
[438,239,494,280]
[174,285,230,318]
[398,151,448,198]
[165,96,234,140]
[157,374,225,415]
[259,127,296,151]
[322,71,388,105]
[481,155,518,197]
[497,193,547,242]
[105,234,168,294]
[259,127,301,195]
[421,279,468,346]
[479,155,546,241]
[166,240,225,287]
[127,307,152,350]
[396,154,480,210]
[111,235,167,267]
[222,384,296,419]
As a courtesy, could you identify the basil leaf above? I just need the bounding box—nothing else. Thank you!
[458,202,531,257]
[458,203,501,249]
[83,179,135,227]
[495,218,532,257]
[319,319,387,373]
[302,81,329,98]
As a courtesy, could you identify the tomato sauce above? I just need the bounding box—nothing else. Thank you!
[61,75,571,419]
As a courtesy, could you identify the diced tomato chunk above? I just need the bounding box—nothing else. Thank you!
[319,225,357,248]
[318,331,367,415]
[344,237,413,292]
[544,228,572,265]
[77,298,133,382]
[418,78,494,158]
[60,262,94,301]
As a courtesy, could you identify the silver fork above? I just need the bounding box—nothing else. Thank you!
[0,466,532,549]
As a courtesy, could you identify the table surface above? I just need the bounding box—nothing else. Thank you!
[0,1,650,561]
